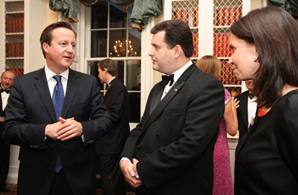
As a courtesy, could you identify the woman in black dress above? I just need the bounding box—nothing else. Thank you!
[228,7,298,194]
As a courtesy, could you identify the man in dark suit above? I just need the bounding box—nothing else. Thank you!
[0,70,15,193]
[96,59,130,195]
[236,79,257,139]
[1,21,112,195]
[120,19,224,194]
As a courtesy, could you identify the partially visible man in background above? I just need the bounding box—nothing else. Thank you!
[96,59,130,195]
[236,79,257,139]
[0,70,15,193]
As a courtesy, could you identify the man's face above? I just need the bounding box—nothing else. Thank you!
[148,31,175,75]
[1,71,15,89]
[98,67,107,84]
[43,27,76,74]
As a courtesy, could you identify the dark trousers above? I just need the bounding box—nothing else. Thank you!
[97,154,126,195]
[49,170,73,195]
[0,136,10,187]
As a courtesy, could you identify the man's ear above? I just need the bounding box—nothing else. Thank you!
[173,45,182,58]
[42,42,50,53]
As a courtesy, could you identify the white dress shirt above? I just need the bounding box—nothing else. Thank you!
[161,60,193,100]
[247,96,257,127]
[44,65,69,97]
[1,86,10,111]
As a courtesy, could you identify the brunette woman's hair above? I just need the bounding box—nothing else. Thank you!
[231,7,298,108]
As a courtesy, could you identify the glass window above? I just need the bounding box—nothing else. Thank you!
[110,2,127,28]
[109,30,127,57]
[89,0,141,123]
[91,31,107,57]
[91,1,108,29]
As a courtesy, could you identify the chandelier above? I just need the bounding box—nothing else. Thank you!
[110,40,137,57]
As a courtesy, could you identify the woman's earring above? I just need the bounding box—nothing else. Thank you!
[254,56,258,62]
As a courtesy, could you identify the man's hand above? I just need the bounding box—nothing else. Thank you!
[45,117,83,141]
[0,117,4,123]
[57,117,83,141]
[45,121,65,139]
[120,159,142,188]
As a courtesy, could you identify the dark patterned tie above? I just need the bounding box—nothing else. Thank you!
[52,75,64,172]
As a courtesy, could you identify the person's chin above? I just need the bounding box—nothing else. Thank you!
[63,63,72,69]
[152,64,159,71]
[232,71,240,79]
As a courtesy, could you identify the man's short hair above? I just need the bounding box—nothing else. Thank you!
[97,59,118,77]
[151,19,194,58]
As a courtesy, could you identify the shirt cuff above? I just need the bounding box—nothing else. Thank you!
[120,157,131,164]
[119,157,139,179]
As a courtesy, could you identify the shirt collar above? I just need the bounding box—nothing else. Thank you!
[45,65,69,81]
[108,77,116,86]
[171,60,193,83]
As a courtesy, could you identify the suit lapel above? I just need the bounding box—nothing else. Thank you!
[34,68,56,122]
[235,115,258,158]
[142,64,196,131]
[149,84,164,115]
[61,69,79,118]
[104,78,116,101]
[241,92,249,128]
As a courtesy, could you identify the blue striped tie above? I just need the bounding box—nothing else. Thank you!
[52,75,64,172]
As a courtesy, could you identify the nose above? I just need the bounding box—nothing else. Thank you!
[227,57,235,69]
[67,44,74,53]
[148,47,153,57]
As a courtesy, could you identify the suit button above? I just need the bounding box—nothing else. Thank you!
[145,154,149,157]
[156,133,159,137]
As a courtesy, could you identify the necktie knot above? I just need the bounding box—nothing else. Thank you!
[53,75,62,83]
[248,93,255,99]
[0,88,10,94]
[162,74,174,86]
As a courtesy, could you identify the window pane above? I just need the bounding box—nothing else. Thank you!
[91,1,108,29]
[129,92,140,122]
[89,0,141,123]
[126,60,141,90]
[88,61,104,90]
[110,2,127,28]
[129,29,141,56]
[116,61,125,83]
[91,31,107,57]
[109,30,127,57]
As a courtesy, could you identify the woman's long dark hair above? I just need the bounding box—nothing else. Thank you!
[231,7,298,108]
